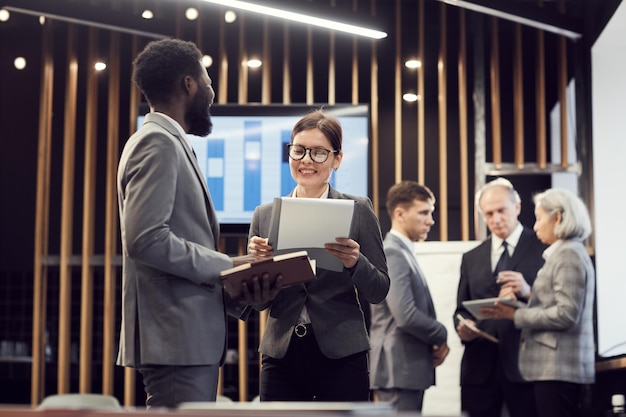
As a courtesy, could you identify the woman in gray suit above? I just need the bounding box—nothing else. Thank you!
[484,188,595,417]
[247,110,390,401]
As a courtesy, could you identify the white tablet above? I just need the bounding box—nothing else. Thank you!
[462,297,527,320]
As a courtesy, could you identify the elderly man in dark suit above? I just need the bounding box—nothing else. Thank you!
[369,181,449,412]
[454,178,547,417]
[117,39,278,409]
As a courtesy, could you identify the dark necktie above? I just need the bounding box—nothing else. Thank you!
[494,241,510,276]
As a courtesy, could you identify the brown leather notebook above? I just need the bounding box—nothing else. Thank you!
[220,250,316,300]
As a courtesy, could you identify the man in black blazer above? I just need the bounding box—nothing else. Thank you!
[454,178,547,417]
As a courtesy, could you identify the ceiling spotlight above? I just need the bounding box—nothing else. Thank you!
[246,58,262,68]
[185,7,199,20]
[39,16,46,25]
[0,9,10,22]
[224,10,237,23]
[202,55,214,68]
[141,9,154,19]
[94,62,107,71]
[405,59,422,69]
[402,92,419,103]
[14,57,26,70]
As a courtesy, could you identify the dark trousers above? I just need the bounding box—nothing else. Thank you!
[260,325,370,401]
[534,381,588,417]
[461,362,537,417]
[138,364,220,409]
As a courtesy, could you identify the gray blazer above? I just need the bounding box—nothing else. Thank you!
[117,113,238,367]
[515,238,595,384]
[248,187,389,359]
[369,233,447,391]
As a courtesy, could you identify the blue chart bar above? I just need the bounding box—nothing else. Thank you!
[206,139,225,211]
[244,121,262,211]
[281,130,295,196]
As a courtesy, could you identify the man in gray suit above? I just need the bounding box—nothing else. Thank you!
[117,39,278,409]
[370,181,449,411]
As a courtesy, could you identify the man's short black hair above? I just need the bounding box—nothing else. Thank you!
[132,38,204,106]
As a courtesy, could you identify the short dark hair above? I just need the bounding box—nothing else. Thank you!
[386,181,435,218]
[291,109,343,151]
[132,38,204,106]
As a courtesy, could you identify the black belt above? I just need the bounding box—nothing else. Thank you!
[294,323,312,338]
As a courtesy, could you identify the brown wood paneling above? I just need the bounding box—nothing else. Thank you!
[57,22,79,395]
[103,31,121,396]
[458,9,470,241]
[438,3,448,241]
[417,0,425,185]
[490,17,502,169]
[79,27,99,394]
[394,0,402,183]
[536,28,547,168]
[513,23,524,168]
[31,20,55,407]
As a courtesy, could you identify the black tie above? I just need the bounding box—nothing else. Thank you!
[494,241,510,276]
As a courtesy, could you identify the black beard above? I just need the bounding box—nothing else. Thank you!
[187,89,213,137]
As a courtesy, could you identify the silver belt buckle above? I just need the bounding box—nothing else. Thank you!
[294,324,308,338]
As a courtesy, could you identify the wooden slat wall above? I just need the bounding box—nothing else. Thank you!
[57,23,78,395]
[79,27,99,394]
[26,0,587,406]
[31,20,55,407]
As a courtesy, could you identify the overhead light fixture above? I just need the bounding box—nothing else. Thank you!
[224,10,237,23]
[200,0,387,39]
[14,57,26,70]
[141,9,154,19]
[440,0,581,40]
[403,92,419,103]
[245,58,262,68]
[185,7,199,21]
[202,55,214,68]
[405,59,422,69]
[0,9,10,22]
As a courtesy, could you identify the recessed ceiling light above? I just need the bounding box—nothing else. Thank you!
[14,57,26,70]
[141,9,154,19]
[224,10,237,23]
[246,58,262,68]
[0,9,10,22]
[185,7,199,21]
[405,59,422,69]
[202,55,214,68]
[403,92,419,102]
[94,62,107,71]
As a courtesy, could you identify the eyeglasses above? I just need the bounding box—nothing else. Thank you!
[287,144,338,163]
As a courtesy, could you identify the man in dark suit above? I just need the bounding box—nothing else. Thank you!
[117,39,277,408]
[370,181,449,411]
[454,178,547,417]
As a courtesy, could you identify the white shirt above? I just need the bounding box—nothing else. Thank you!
[491,222,523,271]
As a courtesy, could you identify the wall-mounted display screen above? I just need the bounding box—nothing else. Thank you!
[137,104,370,232]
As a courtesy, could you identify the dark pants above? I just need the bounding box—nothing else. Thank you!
[260,325,370,401]
[138,364,220,409]
[462,362,537,417]
[534,381,589,417]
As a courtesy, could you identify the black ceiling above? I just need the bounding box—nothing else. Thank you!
[1,0,621,44]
